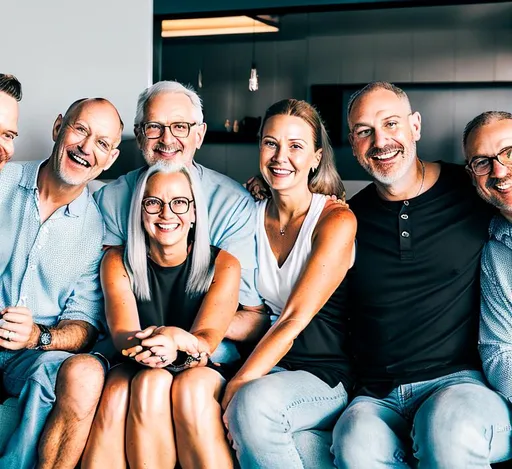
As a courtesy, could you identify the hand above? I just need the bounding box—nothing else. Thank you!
[221,375,254,412]
[0,306,35,350]
[325,194,349,208]
[245,175,270,201]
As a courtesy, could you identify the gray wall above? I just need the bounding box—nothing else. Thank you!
[3,0,153,162]
[162,5,512,182]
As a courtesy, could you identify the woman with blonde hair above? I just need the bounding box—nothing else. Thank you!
[223,99,356,468]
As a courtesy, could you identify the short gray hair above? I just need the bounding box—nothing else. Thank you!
[463,111,512,151]
[126,161,213,301]
[134,81,204,126]
[347,81,411,129]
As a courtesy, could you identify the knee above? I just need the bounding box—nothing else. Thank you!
[56,354,105,418]
[129,368,173,416]
[332,404,407,468]
[225,378,280,440]
[172,369,220,426]
[95,369,131,426]
[413,385,492,464]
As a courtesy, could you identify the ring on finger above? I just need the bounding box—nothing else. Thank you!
[6,330,13,341]
[160,355,166,363]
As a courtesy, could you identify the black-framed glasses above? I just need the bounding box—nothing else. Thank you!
[467,146,512,176]
[142,196,194,215]
[138,121,197,139]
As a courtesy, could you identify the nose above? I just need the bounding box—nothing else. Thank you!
[159,202,175,220]
[271,145,288,163]
[0,139,14,160]
[490,158,509,179]
[373,128,390,148]
[161,126,177,146]
[78,135,94,155]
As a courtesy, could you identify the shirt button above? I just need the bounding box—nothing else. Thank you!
[401,231,410,238]
[401,214,409,220]
[30,265,36,270]
[404,201,410,206]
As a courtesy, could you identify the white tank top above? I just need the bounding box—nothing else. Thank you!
[256,193,326,325]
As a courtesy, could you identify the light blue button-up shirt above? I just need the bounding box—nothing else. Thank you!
[94,163,261,306]
[0,160,105,331]
[480,214,512,402]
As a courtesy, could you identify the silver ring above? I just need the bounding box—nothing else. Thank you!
[6,330,13,341]
[160,355,166,363]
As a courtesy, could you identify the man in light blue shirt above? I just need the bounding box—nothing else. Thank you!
[0,98,122,469]
[463,111,512,403]
[94,81,266,339]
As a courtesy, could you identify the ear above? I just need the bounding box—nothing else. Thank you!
[314,148,323,168]
[103,148,120,171]
[52,115,64,142]
[465,164,477,187]
[195,122,207,150]
[409,111,422,142]
[134,125,144,150]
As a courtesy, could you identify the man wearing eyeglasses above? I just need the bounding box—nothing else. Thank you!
[463,111,512,409]
[0,98,123,469]
[0,74,22,170]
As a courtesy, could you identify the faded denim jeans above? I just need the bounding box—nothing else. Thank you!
[226,368,348,469]
[332,370,512,469]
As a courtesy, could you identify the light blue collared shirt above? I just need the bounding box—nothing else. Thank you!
[94,163,261,307]
[0,160,105,331]
[480,214,512,402]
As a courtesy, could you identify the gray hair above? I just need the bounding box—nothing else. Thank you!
[134,81,204,126]
[347,81,411,129]
[126,161,213,301]
[463,111,512,151]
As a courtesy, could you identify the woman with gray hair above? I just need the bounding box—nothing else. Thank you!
[82,161,240,469]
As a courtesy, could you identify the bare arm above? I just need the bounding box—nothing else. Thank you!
[189,250,241,353]
[223,205,356,409]
[225,304,269,342]
[100,247,142,352]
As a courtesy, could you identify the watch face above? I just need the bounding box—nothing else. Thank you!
[40,331,52,346]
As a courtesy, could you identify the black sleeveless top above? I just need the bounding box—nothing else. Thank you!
[278,277,353,392]
[136,246,219,332]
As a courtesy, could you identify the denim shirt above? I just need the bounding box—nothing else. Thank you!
[0,160,105,331]
[94,162,261,307]
[480,214,512,402]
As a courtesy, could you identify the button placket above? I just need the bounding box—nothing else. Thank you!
[399,203,413,260]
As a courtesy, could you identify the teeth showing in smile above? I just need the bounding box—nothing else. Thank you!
[496,181,512,191]
[156,223,179,231]
[373,150,401,160]
[270,168,292,175]
[69,151,91,168]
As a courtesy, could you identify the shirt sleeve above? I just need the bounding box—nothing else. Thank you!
[93,178,131,246]
[58,248,106,333]
[215,195,262,307]
[479,240,512,403]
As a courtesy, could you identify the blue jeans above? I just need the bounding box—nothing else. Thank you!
[332,370,512,469]
[226,369,348,469]
[0,349,105,469]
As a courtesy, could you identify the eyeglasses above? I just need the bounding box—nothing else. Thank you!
[138,121,197,139]
[142,196,194,215]
[467,147,512,176]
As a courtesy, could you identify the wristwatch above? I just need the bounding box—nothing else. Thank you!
[36,324,52,349]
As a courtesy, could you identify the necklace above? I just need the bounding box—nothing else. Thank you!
[415,160,426,198]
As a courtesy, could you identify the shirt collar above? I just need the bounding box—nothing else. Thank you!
[489,214,512,244]
[18,159,90,218]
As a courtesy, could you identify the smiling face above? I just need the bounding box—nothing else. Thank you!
[51,99,121,186]
[348,88,421,185]
[0,91,19,170]
[465,118,512,220]
[142,171,195,251]
[259,114,321,194]
[136,92,206,168]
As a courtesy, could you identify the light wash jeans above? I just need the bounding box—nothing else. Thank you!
[226,368,348,469]
[0,349,105,469]
[332,370,512,469]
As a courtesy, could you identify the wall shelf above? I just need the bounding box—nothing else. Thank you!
[204,131,259,144]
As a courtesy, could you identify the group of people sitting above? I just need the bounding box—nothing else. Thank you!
[0,72,511,469]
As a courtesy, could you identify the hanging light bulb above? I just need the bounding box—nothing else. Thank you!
[249,63,258,91]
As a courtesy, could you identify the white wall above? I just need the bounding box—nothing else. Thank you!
[2,0,153,161]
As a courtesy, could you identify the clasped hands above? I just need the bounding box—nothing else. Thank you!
[122,326,210,369]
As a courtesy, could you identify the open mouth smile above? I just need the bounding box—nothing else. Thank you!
[68,150,91,168]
